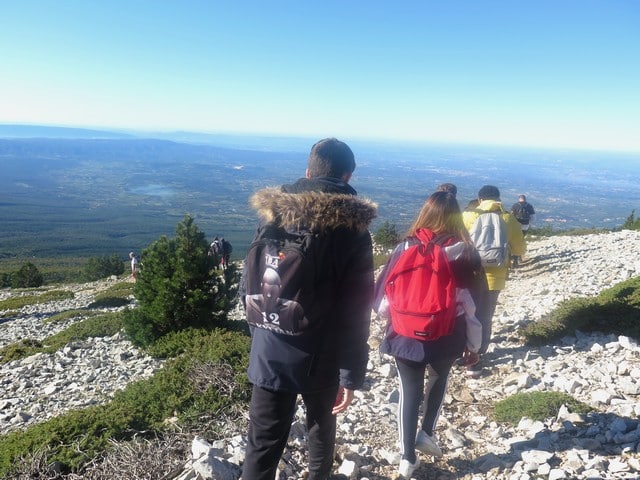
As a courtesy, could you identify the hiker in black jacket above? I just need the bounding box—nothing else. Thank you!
[510,194,536,236]
[510,194,535,267]
[239,138,377,480]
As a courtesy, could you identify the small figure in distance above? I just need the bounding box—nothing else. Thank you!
[209,236,222,270]
[129,251,140,282]
[220,237,233,270]
[510,195,536,266]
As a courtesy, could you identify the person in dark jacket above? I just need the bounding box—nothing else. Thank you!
[374,191,486,479]
[240,138,377,480]
[510,194,535,267]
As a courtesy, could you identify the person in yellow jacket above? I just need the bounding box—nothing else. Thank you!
[462,185,525,377]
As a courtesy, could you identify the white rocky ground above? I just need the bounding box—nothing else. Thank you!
[2,230,640,479]
[0,279,162,433]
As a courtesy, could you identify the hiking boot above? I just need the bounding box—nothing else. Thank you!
[398,457,420,479]
[415,430,443,457]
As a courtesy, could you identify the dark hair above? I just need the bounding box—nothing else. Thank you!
[436,183,457,197]
[478,185,500,200]
[407,191,464,237]
[307,138,355,178]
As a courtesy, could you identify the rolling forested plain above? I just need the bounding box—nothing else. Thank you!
[1,126,639,272]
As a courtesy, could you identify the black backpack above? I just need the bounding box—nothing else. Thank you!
[512,203,531,224]
[242,223,334,336]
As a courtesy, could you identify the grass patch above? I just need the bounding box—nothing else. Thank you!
[87,282,134,309]
[95,281,135,300]
[0,328,250,477]
[521,276,640,346]
[494,391,593,425]
[0,312,124,364]
[0,289,74,311]
[45,309,101,324]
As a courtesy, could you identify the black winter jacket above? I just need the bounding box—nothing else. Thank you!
[241,177,377,393]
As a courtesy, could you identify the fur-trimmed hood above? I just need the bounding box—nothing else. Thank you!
[250,186,377,233]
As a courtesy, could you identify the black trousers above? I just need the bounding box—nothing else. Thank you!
[395,357,455,463]
[475,289,500,354]
[242,384,339,480]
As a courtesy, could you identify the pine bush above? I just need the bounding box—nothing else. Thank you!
[10,262,44,288]
[374,220,401,249]
[123,215,228,347]
[81,254,125,281]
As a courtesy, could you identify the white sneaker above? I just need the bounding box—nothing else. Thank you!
[398,457,420,479]
[415,430,443,457]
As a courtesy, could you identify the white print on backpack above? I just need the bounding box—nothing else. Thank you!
[244,229,321,336]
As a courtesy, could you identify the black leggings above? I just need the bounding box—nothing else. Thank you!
[395,357,455,463]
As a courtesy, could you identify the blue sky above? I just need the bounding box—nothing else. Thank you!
[1,1,639,152]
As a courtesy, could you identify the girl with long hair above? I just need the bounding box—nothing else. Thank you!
[374,191,486,479]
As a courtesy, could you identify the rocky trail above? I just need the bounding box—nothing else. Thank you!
[2,230,640,479]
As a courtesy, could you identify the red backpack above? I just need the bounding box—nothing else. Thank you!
[384,229,457,341]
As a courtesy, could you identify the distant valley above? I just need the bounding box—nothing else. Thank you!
[1,125,639,260]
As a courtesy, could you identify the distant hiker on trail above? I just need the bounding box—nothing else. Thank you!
[239,137,376,480]
[510,195,535,235]
[374,191,484,479]
[209,236,222,270]
[129,252,140,282]
[220,237,233,270]
[462,185,525,378]
[510,194,536,267]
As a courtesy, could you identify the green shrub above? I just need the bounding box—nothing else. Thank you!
[97,281,135,298]
[621,210,640,230]
[45,309,100,324]
[0,290,74,310]
[0,329,250,477]
[494,391,592,425]
[521,276,640,345]
[81,254,126,281]
[0,339,44,363]
[86,281,135,309]
[123,215,231,347]
[11,262,44,288]
[374,221,401,249]
[144,327,215,359]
